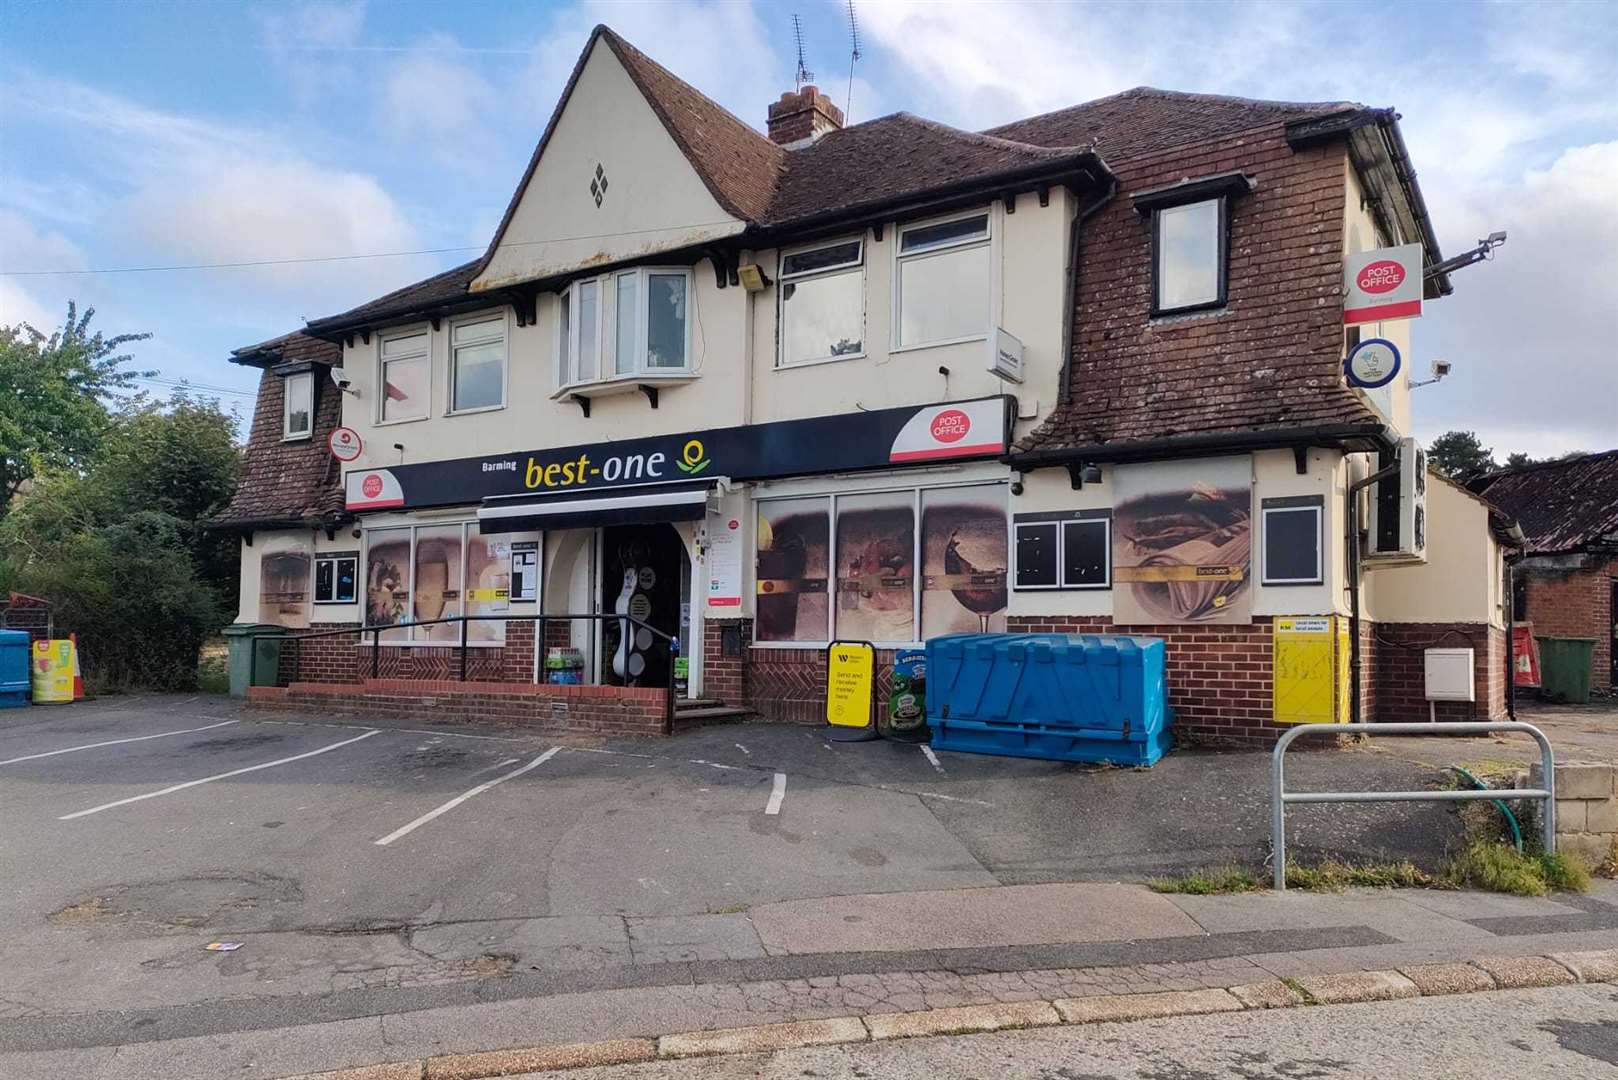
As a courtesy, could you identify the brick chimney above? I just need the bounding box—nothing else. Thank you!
[767,85,844,148]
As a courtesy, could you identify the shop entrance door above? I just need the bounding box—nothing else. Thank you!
[600,524,687,689]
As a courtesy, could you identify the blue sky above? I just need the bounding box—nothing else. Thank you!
[2,0,1614,456]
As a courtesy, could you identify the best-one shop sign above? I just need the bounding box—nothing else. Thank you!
[1343,243,1423,325]
[346,396,1012,511]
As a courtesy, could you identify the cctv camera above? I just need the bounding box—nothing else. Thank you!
[1010,481,1024,497]
[330,366,352,389]
[1431,359,1452,378]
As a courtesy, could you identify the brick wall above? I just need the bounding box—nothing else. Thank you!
[247,678,668,737]
[1370,622,1508,722]
[1521,558,1616,690]
[702,619,750,707]
[1031,123,1368,451]
[278,620,535,686]
[746,645,897,725]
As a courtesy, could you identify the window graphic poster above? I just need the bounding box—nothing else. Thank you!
[259,550,311,629]
[1112,457,1252,625]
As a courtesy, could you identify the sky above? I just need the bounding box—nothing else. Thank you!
[1,0,1614,457]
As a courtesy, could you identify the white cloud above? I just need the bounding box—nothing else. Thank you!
[377,36,500,163]
[0,211,86,332]
[253,0,368,104]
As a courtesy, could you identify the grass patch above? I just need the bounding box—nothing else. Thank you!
[196,641,229,695]
[1279,976,1318,1006]
[1146,866,1263,895]
[1283,858,1433,891]
[1439,839,1591,896]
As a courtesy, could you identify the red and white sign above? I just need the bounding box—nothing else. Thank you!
[706,513,743,607]
[889,399,1006,463]
[346,467,405,510]
[1512,623,1541,688]
[1344,243,1424,325]
[328,426,363,462]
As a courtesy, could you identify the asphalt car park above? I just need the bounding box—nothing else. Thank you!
[0,694,1465,1023]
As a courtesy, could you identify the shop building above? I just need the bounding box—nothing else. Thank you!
[219,25,1515,741]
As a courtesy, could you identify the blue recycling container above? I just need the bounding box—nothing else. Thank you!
[926,633,1173,766]
[0,629,32,708]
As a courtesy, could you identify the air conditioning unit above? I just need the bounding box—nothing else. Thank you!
[1365,436,1427,563]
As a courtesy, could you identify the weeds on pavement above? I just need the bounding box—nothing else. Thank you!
[1146,866,1262,895]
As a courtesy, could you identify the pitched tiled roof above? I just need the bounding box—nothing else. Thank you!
[763,113,1086,227]
[304,261,480,336]
[1472,450,1618,555]
[984,86,1357,160]
[214,333,345,529]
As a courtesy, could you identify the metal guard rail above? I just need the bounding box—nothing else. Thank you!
[258,613,680,734]
[1272,722,1555,891]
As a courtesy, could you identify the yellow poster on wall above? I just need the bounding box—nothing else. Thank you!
[826,642,875,728]
[1273,617,1347,725]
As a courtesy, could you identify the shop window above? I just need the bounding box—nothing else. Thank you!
[836,490,917,644]
[1012,512,1111,590]
[313,554,358,604]
[558,267,693,389]
[449,315,505,413]
[282,371,313,440]
[1261,497,1324,585]
[379,331,429,423]
[921,486,1007,636]
[363,524,509,644]
[756,483,1006,646]
[779,238,865,366]
[895,213,991,348]
[756,497,831,643]
[1152,198,1225,314]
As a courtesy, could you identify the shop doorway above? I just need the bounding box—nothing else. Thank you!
[600,524,689,689]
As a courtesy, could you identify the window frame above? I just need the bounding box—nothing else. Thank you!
[281,370,314,441]
[752,479,1009,650]
[361,521,515,647]
[891,209,995,352]
[375,326,432,426]
[555,266,696,394]
[777,236,867,368]
[1150,196,1229,317]
[446,310,509,416]
[312,552,358,605]
[1011,510,1112,592]
[1260,496,1325,586]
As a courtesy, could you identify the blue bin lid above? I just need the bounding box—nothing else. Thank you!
[0,629,33,645]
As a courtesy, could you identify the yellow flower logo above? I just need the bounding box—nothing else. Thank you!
[676,438,711,475]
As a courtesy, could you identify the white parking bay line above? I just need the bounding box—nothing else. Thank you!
[59,730,381,820]
[0,719,240,767]
[764,772,787,815]
[920,745,945,775]
[374,747,561,847]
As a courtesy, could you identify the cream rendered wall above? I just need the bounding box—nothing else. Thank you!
[748,191,1073,438]
[1363,474,1505,627]
[1005,464,1115,619]
[473,37,744,290]
[235,529,363,625]
[1343,167,1412,435]
[335,266,748,478]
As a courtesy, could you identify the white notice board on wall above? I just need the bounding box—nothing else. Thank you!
[707,514,743,608]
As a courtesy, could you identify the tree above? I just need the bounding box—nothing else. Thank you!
[1427,431,1497,480]
[0,396,241,690]
[0,302,152,518]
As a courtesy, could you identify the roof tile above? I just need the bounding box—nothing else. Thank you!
[1473,450,1618,554]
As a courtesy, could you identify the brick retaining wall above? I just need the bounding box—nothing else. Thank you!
[278,621,536,685]
[247,678,668,737]
[1370,622,1507,722]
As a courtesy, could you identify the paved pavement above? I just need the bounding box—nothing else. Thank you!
[531,983,1618,1079]
[2,693,1616,1078]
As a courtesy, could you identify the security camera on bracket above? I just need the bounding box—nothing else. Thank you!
[329,366,358,395]
[1409,358,1452,390]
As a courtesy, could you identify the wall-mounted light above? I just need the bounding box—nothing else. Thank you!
[737,264,771,292]
[1080,462,1104,484]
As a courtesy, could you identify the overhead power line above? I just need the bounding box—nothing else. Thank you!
[1,219,740,278]
[133,376,256,398]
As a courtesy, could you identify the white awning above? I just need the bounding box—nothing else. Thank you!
[477,480,719,534]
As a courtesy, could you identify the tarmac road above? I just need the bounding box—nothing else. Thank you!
[546,983,1618,1080]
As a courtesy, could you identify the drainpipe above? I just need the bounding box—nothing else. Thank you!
[1505,555,1517,721]
[1347,452,1401,724]
[1057,175,1117,405]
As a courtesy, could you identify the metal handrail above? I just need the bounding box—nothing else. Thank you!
[253,612,680,734]
[1271,721,1556,891]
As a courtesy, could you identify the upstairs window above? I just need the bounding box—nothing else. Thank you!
[895,213,991,348]
[558,267,692,389]
[282,371,313,440]
[779,238,865,366]
[1153,199,1224,313]
[379,330,429,422]
[449,315,506,413]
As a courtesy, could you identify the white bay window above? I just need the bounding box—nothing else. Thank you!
[557,267,693,391]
